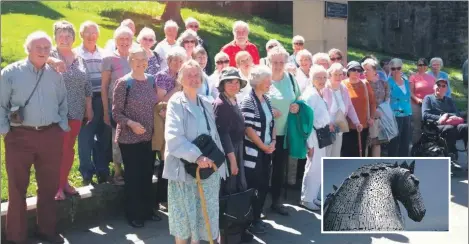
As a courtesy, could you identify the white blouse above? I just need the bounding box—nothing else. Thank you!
[295,68,310,94]
[301,86,331,149]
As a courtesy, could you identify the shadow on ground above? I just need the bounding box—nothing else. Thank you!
[1,1,64,19]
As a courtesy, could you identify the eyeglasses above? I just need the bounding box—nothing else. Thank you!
[188,25,199,29]
[349,68,361,73]
[267,45,277,49]
[437,83,447,88]
[216,60,230,65]
[417,64,427,67]
[293,42,304,46]
[183,40,197,44]
[391,67,402,71]
[142,37,154,42]
[330,56,342,61]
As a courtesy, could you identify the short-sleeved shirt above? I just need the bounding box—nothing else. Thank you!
[102,52,131,100]
[74,44,104,93]
[369,79,389,105]
[50,50,92,120]
[409,73,435,101]
[155,68,177,93]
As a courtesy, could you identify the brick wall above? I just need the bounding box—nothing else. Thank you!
[348,1,468,67]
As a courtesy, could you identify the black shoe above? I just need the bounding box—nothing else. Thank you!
[248,221,266,234]
[35,232,64,244]
[128,220,144,228]
[97,174,111,184]
[271,204,289,216]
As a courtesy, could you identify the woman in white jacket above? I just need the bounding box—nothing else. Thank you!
[299,65,334,211]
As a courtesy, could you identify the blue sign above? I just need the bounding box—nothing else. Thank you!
[325,1,348,19]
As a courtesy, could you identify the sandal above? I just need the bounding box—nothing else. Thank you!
[54,190,66,201]
[64,183,79,196]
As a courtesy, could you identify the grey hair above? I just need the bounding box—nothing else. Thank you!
[53,20,76,41]
[177,59,203,85]
[167,46,187,63]
[389,58,403,68]
[292,35,305,43]
[185,17,199,27]
[177,29,198,47]
[295,49,313,65]
[235,51,252,66]
[79,20,100,36]
[361,58,378,70]
[328,48,343,58]
[267,46,289,62]
[430,57,444,67]
[312,52,331,65]
[232,20,249,33]
[309,64,327,80]
[113,26,133,40]
[23,31,52,54]
[121,19,135,28]
[327,62,345,76]
[250,65,272,88]
[214,52,229,62]
[136,27,156,43]
[164,20,179,31]
[265,39,281,51]
[191,46,207,59]
[128,46,148,62]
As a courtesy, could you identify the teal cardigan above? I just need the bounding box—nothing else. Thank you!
[286,100,314,159]
[388,77,412,117]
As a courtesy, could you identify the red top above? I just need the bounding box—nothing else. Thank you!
[409,73,435,102]
[221,40,260,67]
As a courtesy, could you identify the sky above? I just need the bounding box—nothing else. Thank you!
[322,158,450,231]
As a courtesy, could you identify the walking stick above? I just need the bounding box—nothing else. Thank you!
[196,165,218,244]
[358,131,363,157]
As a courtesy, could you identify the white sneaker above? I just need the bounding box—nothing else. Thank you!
[300,201,320,211]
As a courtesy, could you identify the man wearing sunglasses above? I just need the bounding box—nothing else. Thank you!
[287,35,305,68]
[185,17,213,74]
[422,78,467,160]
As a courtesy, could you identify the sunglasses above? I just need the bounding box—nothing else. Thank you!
[142,37,154,42]
[184,40,197,44]
[349,68,362,73]
[188,25,199,29]
[216,60,230,65]
[330,56,342,61]
[293,42,304,46]
[437,83,447,88]
[417,64,427,67]
[391,67,402,71]
[267,45,277,49]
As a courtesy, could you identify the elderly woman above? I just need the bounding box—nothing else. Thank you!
[288,35,305,67]
[221,20,260,67]
[235,51,254,102]
[156,46,187,102]
[208,52,230,99]
[328,48,344,65]
[154,20,179,70]
[341,61,376,157]
[388,58,412,157]
[409,58,436,143]
[50,21,93,200]
[102,26,134,185]
[192,46,216,101]
[300,65,333,211]
[323,63,361,157]
[112,47,165,227]
[260,39,282,67]
[240,65,276,234]
[312,52,331,70]
[362,58,390,157]
[267,46,301,216]
[295,49,313,94]
[104,19,139,52]
[178,29,199,61]
[164,60,228,243]
[428,57,452,97]
[137,27,163,76]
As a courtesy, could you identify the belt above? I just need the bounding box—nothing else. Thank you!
[13,123,57,131]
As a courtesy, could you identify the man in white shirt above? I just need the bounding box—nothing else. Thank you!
[153,20,179,70]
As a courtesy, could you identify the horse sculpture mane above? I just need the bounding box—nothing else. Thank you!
[323,160,426,231]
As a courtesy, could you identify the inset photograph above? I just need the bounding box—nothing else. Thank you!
[322,157,450,233]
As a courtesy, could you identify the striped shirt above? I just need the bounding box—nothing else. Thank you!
[74,44,104,93]
[240,90,275,169]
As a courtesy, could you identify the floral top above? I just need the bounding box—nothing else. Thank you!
[369,79,389,105]
[50,49,92,120]
[155,68,177,93]
[146,52,163,76]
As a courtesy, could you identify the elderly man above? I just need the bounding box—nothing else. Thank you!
[104,19,139,52]
[0,31,69,243]
[184,17,213,74]
[221,20,260,67]
[74,21,113,185]
[154,20,179,71]
[422,78,467,159]
[288,35,305,68]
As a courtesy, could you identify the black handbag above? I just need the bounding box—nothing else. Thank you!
[219,188,256,229]
[314,125,335,149]
[181,97,225,180]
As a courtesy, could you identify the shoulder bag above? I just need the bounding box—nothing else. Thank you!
[313,96,335,149]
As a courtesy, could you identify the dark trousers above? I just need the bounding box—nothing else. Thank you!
[5,125,63,242]
[119,141,154,222]
[438,123,468,153]
[271,135,288,205]
[388,116,412,157]
[341,128,369,157]
[296,158,307,184]
[245,151,271,222]
[155,151,168,206]
[78,94,112,180]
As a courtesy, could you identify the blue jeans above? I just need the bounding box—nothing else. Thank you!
[78,94,112,180]
[388,115,412,157]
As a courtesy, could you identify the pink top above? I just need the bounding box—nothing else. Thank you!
[322,82,360,126]
[409,73,435,102]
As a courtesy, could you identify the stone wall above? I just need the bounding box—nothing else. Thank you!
[348,1,468,66]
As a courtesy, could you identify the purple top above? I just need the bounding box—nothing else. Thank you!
[155,68,177,93]
[112,74,158,144]
[146,53,163,76]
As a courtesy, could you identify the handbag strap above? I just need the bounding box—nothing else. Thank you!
[197,97,211,133]
[25,68,45,107]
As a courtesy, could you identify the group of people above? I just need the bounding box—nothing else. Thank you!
[0,15,467,244]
